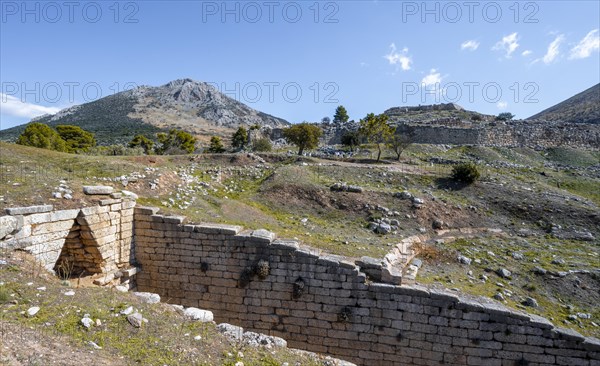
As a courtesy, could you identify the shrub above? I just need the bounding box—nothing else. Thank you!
[451,162,480,184]
[496,112,515,121]
[252,137,272,152]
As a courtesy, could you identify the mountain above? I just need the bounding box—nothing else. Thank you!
[528,83,600,124]
[0,79,290,145]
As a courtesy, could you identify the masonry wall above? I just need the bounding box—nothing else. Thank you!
[134,207,600,366]
[320,122,600,149]
[0,197,135,275]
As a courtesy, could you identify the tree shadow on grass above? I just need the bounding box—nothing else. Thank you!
[435,177,472,191]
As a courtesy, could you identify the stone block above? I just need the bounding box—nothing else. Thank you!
[31,220,75,235]
[195,223,242,235]
[5,205,53,215]
[249,229,276,243]
[83,186,114,195]
[271,239,300,250]
[0,215,21,239]
[163,216,185,224]
[135,206,160,215]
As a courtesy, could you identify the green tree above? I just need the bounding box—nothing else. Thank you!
[231,126,248,150]
[129,135,155,154]
[156,129,196,154]
[207,136,225,153]
[16,123,67,152]
[55,125,96,153]
[252,137,272,152]
[358,113,394,162]
[496,112,515,121]
[341,131,360,152]
[333,105,349,124]
[388,130,413,161]
[282,123,323,155]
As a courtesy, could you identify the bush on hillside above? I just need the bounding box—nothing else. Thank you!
[451,162,480,184]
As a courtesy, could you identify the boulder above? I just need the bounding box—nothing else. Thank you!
[496,268,512,279]
[457,255,472,265]
[133,292,161,304]
[522,297,539,307]
[217,323,244,340]
[127,312,143,328]
[374,223,391,235]
[393,191,413,200]
[242,331,287,348]
[183,307,214,322]
[347,185,363,193]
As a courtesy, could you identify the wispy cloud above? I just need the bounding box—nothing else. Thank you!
[460,40,479,51]
[569,29,600,60]
[521,50,532,57]
[497,101,508,110]
[492,32,520,58]
[0,93,61,119]
[421,69,442,87]
[533,34,565,64]
[384,43,412,71]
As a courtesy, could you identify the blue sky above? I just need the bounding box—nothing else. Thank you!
[1,0,599,129]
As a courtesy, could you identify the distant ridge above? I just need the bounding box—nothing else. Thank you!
[0,78,290,145]
[528,83,600,124]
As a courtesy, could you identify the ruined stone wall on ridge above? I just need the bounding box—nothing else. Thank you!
[319,121,600,150]
[133,206,600,366]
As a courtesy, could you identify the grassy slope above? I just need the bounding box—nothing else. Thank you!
[0,254,325,366]
[1,141,599,338]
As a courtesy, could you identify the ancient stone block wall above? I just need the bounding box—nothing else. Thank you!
[0,196,135,275]
[320,122,600,150]
[134,207,600,366]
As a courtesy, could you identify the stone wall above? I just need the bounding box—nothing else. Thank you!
[134,207,600,366]
[0,194,135,277]
[319,121,600,150]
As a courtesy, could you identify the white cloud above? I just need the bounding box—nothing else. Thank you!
[461,40,480,51]
[493,32,520,58]
[521,50,532,56]
[569,29,600,60]
[0,93,61,119]
[496,101,508,110]
[538,34,565,64]
[421,69,442,87]
[384,43,412,71]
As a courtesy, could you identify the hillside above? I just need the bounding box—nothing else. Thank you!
[0,79,290,145]
[528,83,600,124]
[1,141,599,340]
